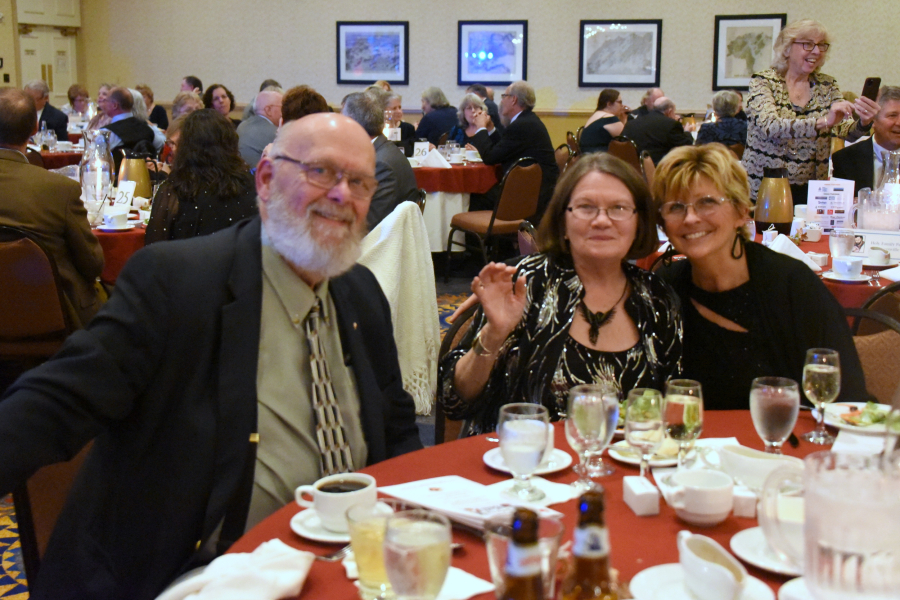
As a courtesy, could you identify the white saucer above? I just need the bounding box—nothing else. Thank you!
[821,271,871,283]
[823,401,892,435]
[482,447,573,475]
[289,509,350,544]
[467,157,483,163]
[730,527,802,577]
[778,578,813,600]
[608,440,683,468]
[97,223,137,232]
[630,563,774,600]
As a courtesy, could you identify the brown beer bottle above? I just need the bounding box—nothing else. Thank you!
[500,508,544,600]
[561,490,618,600]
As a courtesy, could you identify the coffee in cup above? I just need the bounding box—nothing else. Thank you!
[295,473,377,532]
[669,469,733,526]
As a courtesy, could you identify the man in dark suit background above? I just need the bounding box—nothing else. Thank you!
[622,96,694,164]
[24,79,69,141]
[0,89,103,327]
[630,87,664,119]
[832,86,900,194]
[469,80,559,218]
[343,91,420,230]
[0,113,422,599]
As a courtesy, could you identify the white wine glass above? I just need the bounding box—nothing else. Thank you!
[565,383,619,493]
[383,509,451,600]
[801,348,840,445]
[663,379,704,474]
[498,403,549,501]
[624,388,664,478]
[749,377,800,454]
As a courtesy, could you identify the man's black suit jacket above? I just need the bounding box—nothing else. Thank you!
[0,217,422,599]
[831,137,876,195]
[469,110,559,217]
[370,134,421,230]
[39,102,70,141]
[621,110,693,165]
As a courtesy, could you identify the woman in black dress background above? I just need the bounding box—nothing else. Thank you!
[580,89,627,154]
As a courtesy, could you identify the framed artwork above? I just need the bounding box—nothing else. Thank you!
[578,20,662,87]
[713,14,786,90]
[336,21,409,85]
[457,20,527,86]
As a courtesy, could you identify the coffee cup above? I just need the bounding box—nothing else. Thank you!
[669,470,733,526]
[868,246,891,265]
[295,473,377,532]
[833,256,863,277]
[449,153,464,164]
[466,150,480,161]
[102,208,129,229]
[805,228,822,242]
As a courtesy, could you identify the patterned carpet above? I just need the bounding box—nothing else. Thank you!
[437,292,471,338]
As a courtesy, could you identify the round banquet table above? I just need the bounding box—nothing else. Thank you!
[94,225,146,285]
[413,163,499,252]
[231,411,825,598]
[40,150,83,170]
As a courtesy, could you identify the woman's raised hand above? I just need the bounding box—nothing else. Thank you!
[826,100,854,128]
[472,262,526,348]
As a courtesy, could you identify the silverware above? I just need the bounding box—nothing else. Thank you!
[316,544,351,562]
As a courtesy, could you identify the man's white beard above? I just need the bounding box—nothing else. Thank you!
[264,188,363,281]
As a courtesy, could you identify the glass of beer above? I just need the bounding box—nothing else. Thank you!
[347,499,413,600]
[801,348,840,445]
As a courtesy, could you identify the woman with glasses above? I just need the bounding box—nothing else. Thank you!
[438,153,682,436]
[580,89,627,154]
[654,144,867,409]
[742,19,879,203]
[448,93,489,147]
[146,109,257,244]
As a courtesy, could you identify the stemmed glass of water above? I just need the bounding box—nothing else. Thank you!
[624,388,664,478]
[565,383,620,492]
[383,509,451,600]
[498,403,549,501]
[749,377,800,454]
[663,379,704,474]
[801,348,840,445]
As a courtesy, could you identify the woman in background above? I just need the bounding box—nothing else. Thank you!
[136,84,169,130]
[696,90,747,147]
[580,89,627,154]
[385,92,416,156]
[448,93,488,147]
[203,84,241,127]
[87,83,113,130]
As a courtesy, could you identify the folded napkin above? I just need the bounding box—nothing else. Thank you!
[769,234,821,272]
[419,149,452,169]
[651,437,739,505]
[832,429,888,456]
[880,265,900,282]
[155,539,314,600]
[485,476,577,507]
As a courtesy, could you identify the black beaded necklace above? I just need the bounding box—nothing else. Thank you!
[579,279,629,345]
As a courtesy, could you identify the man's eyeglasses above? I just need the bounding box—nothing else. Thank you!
[793,41,830,52]
[567,204,637,221]
[270,155,377,199]
[659,196,730,220]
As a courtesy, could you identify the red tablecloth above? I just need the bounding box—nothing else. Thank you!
[94,225,146,284]
[414,163,499,194]
[41,150,83,170]
[231,411,824,598]
[68,133,82,144]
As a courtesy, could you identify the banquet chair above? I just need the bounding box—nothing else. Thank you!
[844,307,900,405]
[445,158,542,271]
[416,188,427,213]
[437,132,449,147]
[518,221,537,256]
[434,302,479,444]
[608,136,644,179]
[860,281,900,335]
[567,131,580,156]
[641,150,656,187]
[727,143,745,160]
[555,143,574,175]
[575,126,584,146]
[25,148,45,168]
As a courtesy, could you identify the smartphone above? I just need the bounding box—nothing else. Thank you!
[861,77,881,102]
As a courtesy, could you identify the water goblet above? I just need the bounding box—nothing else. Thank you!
[663,379,704,474]
[624,388,664,478]
[801,348,840,445]
[498,403,549,501]
[565,383,619,493]
[383,509,451,600]
[749,377,800,454]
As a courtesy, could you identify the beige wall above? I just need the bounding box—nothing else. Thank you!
[0,0,20,86]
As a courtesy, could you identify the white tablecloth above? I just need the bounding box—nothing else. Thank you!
[421,191,470,252]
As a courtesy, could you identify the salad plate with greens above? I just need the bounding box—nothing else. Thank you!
[823,401,892,434]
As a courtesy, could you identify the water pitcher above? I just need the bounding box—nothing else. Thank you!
[80,130,114,226]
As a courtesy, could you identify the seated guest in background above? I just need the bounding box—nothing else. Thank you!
[0,89,104,328]
[581,88,627,154]
[415,87,458,145]
[733,90,748,121]
[653,144,867,409]
[281,85,329,124]
[149,115,185,177]
[342,93,420,230]
[385,92,416,156]
[832,86,900,193]
[180,74,203,94]
[146,110,257,244]
[237,89,283,167]
[466,83,503,133]
[100,87,156,167]
[696,90,748,147]
[204,83,241,127]
[448,93,488,146]
[243,79,282,120]
[373,80,392,92]
[622,96,694,164]
[87,83,113,130]
[0,112,421,599]
[438,153,681,436]
[631,87,664,119]
[171,90,204,120]
[61,84,90,117]
[23,79,68,140]
[128,88,165,154]
[468,80,560,216]
[136,84,169,130]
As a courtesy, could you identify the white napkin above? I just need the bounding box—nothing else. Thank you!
[768,234,822,272]
[344,551,494,600]
[485,476,577,507]
[419,149,452,169]
[832,430,887,456]
[652,438,739,505]
[879,266,900,282]
[154,539,314,600]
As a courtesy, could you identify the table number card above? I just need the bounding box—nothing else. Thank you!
[413,142,430,159]
[114,180,136,206]
[807,179,854,232]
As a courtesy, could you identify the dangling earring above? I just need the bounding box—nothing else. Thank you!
[731,230,745,259]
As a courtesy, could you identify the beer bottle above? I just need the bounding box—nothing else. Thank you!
[500,508,544,600]
[561,490,618,600]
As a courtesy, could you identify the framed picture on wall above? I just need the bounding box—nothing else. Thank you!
[457,21,527,86]
[336,21,409,85]
[713,14,786,90]
[578,20,662,87]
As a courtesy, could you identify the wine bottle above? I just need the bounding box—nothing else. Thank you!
[500,508,544,600]
[561,490,618,600]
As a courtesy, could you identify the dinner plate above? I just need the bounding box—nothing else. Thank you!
[97,223,138,232]
[730,527,802,577]
[821,271,871,283]
[629,563,774,600]
[290,509,350,544]
[482,447,573,476]
[862,261,898,270]
[608,440,681,468]
[822,401,892,435]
